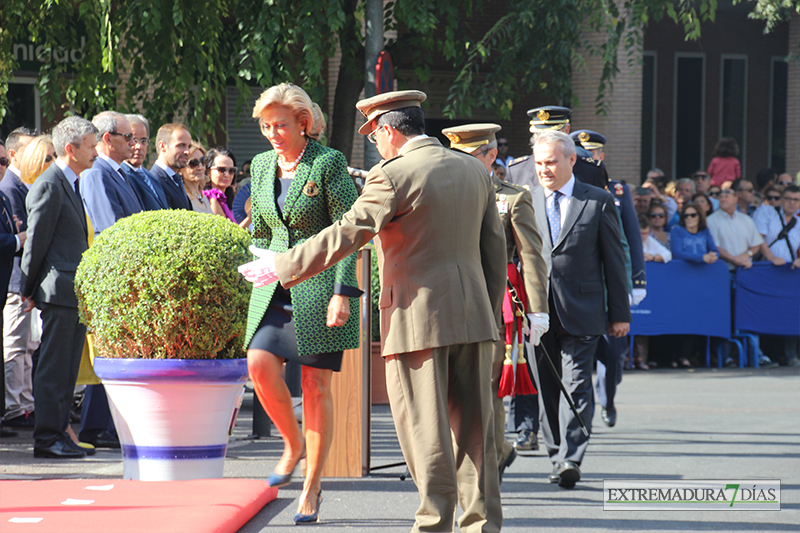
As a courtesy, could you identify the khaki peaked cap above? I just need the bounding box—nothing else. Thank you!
[441,123,501,153]
[356,90,427,134]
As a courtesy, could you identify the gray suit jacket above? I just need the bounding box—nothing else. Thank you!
[20,164,88,308]
[275,136,507,356]
[532,179,630,336]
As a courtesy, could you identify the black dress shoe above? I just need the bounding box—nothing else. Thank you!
[601,407,617,427]
[84,430,121,449]
[548,464,561,484]
[34,439,86,459]
[4,413,35,429]
[498,448,517,484]
[0,427,19,438]
[556,461,581,488]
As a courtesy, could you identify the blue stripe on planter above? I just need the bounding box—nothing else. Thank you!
[122,444,228,460]
[94,358,248,383]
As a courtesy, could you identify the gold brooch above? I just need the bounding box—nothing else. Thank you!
[578,131,590,143]
[537,110,550,122]
[303,181,319,197]
[444,132,461,144]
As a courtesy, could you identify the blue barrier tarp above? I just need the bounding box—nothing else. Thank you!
[735,263,800,336]
[630,260,731,338]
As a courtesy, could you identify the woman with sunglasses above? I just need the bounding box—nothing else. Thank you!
[19,136,57,186]
[761,185,783,208]
[204,147,250,228]
[647,203,671,250]
[670,203,719,264]
[180,142,213,214]
[243,83,361,524]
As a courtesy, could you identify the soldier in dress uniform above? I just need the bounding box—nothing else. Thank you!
[570,129,647,427]
[506,106,607,193]
[441,123,549,481]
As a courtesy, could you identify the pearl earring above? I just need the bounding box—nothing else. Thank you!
[301,131,305,136]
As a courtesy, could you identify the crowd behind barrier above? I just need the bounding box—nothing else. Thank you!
[630,260,799,368]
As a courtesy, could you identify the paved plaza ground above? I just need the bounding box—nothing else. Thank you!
[1,366,798,532]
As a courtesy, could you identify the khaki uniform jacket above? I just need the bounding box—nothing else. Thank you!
[494,176,548,314]
[275,136,507,357]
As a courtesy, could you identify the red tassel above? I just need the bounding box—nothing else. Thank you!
[515,345,537,395]
[497,344,516,397]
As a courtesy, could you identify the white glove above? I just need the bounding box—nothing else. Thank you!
[630,288,647,306]
[527,312,549,346]
[238,246,278,288]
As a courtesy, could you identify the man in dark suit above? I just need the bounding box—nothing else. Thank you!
[21,116,97,458]
[78,111,144,449]
[1,128,36,432]
[122,114,168,211]
[0,188,26,438]
[529,130,630,488]
[150,123,192,210]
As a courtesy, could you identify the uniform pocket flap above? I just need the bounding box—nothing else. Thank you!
[379,285,393,309]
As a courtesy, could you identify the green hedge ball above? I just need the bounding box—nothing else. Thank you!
[76,210,251,360]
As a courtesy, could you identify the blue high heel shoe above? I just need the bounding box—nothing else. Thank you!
[267,445,306,488]
[293,491,322,525]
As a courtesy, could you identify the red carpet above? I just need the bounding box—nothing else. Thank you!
[0,479,278,533]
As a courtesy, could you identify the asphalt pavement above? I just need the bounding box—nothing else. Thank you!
[1,366,798,532]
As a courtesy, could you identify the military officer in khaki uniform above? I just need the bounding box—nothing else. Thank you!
[243,91,507,532]
[441,124,549,483]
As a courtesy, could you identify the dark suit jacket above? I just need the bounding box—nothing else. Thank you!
[122,163,169,211]
[20,164,88,308]
[0,169,29,293]
[0,192,19,305]
[532,178,630,336]
[150,164,191,210]
[81,156,143,235]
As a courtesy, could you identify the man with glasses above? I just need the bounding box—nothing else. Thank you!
[121,114,168,211]
[753,185,800,367]
[79,111,144,451]
[732,178,757,217]
[150,123,193,210]
[777,173,796,189]
[692,170,719,210]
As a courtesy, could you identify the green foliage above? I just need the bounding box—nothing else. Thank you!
[75,211,252,360]
[370,246,380,343]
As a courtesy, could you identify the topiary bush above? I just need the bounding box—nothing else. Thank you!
[76,210,251,359]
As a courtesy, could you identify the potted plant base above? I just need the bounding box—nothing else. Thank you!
[95,358,248,481]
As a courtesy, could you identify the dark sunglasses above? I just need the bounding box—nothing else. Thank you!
[109,132,134,142]
[709,191,721,197]
[0,157,8,167]
[45,155,53,163]
[211,166,238,175]
[649,213,666,218]
[187,157,206,168]
[498,142,508,146]
[684,212,699,219]
[778,181,793,187]
[766,195,781,201]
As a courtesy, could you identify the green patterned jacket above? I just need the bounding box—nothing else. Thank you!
[244,140,361,355]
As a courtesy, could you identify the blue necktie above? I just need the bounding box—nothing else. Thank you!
[137,169,160,199]
[547,190,563,245]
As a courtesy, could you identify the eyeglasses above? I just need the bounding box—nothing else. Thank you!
[766,195,781,202]
[45,155,53,163]
[133,137,149,146]
[211,166,238,175]
[367,128,379,144]
[649,213,665,218]
[779,181,793,187]
[188,157,206,168]
[709,191,721,197]
[0,157,8,167]
[684,212,699,219]
[109,132,134,142]
[498,142,508,147]
[719,190,735,195]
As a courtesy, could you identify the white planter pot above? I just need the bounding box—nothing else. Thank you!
[93,357,248,481]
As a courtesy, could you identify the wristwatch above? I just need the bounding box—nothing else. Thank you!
[747,250,754,257]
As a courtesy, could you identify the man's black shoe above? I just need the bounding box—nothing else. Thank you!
[601,407,617,427]
[556,461,581,488]
[498,448,517,485]
[34,439,86,459]
[83,430,121,449]
[4,413,35,429]
[0,427,19,438]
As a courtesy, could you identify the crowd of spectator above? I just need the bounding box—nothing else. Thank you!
[630,155,799,371]
[0,115,256,446]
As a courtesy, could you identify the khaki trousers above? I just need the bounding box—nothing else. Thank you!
[491,339,514,467]
[3,293,36,420]
[385,341,502,533]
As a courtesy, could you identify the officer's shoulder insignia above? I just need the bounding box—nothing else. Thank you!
[509,155,529,166]
[614,182,624,196]
[503,181,525,193]
[522,184,531,191]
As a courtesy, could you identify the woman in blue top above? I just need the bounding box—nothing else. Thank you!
[670,203,720,264]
